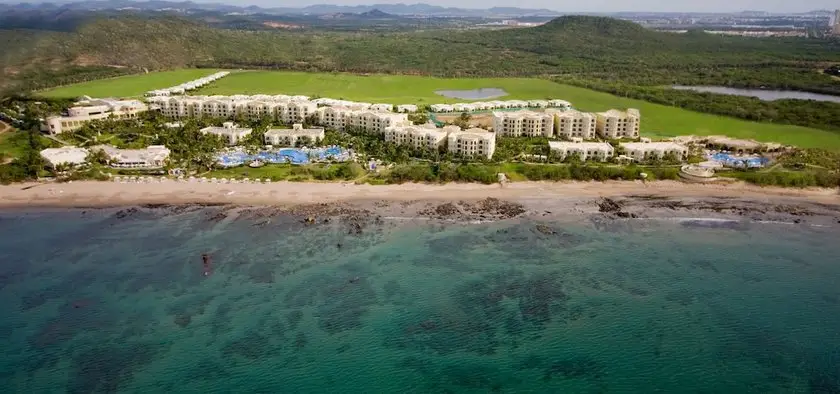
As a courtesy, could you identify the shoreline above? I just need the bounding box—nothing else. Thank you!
[0,180,838,209]
[1,180,838,227]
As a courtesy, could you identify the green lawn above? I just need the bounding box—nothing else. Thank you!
[38,69,840,149]
[38,69,225,98]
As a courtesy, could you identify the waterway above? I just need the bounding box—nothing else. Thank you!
[435,88,508,100]
[671,86,840,103]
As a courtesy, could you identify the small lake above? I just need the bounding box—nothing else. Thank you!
[671,86,840,103]
[435,88,508,100]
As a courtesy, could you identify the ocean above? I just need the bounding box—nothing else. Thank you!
[1,206,839,393]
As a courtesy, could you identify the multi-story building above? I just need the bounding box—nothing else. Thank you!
[41,98,148,134]
[199,122,253,146]
[448,128,496,160]
[548,140,615,162]
[549,109,598,139]
[92,145,171,168]
[596,109,640,139]
[317,107,409,133]
[264,124,325,147]
[384,124,450,151]
[620,140,687,162]
[833,9,840,35]
[152,95,315,123]
[396,104,418,113]
[492,111,554,137]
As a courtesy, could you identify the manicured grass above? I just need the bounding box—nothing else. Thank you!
[197,71,840,149]
[38,69,225,98]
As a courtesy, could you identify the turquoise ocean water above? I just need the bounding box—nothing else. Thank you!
[1,207,839,393]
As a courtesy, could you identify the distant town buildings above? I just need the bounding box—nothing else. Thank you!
[264,124,325,146]
[492,111,554,137]
[548,140,614,162]
[620,140,688,162]
[833,9,840,35]
[92,145,171,168]
[596,109,640,139]
[200,122,253,146]
[39,147,89,168]
[41,97,147,134]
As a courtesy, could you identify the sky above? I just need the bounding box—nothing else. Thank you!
[5,0,838,13]
[183,0,837,13]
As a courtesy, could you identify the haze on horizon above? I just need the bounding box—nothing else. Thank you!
[3,0,837,13]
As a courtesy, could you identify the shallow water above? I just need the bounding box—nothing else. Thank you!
[671,85,840,103]
[435,88,508,100]
[1,208,839,393]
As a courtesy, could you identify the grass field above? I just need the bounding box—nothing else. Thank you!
[38,69,840,149]
[39,69,224,98]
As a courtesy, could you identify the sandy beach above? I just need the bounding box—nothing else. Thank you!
[0,180,837,209]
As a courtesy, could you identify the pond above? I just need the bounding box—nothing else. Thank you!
[435,88,509,100]
[671,86,840,103]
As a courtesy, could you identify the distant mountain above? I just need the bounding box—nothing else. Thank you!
[0,1,564,17]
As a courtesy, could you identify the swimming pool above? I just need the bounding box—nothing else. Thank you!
[709,153,769,168]
[217,147,348,167]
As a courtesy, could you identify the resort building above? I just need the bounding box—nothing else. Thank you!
[264,124,325,147]
[550,110,598,139]
[548,99,573,110]
[620,140,688,162]
[396,104,418,113]
[39,146,89,168]
[316,107,409,133]
[200,122,253,146]
[384,124,450,151]
[548,140,615,162]
[370,104,394,112]
[492,111,554,137]
[151,95,316,123]
[145,71,230,97]
[447,127,496,160]
[41,98,148,134]
[92,145,171,168]
[596,109,641,139]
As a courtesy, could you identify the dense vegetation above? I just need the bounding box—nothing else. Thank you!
[2,15,839,93]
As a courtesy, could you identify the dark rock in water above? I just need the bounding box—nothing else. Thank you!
[114,208,139,219]
[535,224,556,235]
[174,314,192,328]
[597,198,623,213]
[679,219,747,231]
[295,332,308,349]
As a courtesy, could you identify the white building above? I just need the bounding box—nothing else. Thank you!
[370,104,394,112]
[620,140,688,162]
[152,95,316,123]
[41,98,148,134]
[548,140,615,162]
[448,127,496,160]
[264,124,325,147]
[200,122,253,146]
[145,71,230,97]
[548,99,572,110]
[550,109,598,139]
[597,109,640,139]
[430,104,455,113]
[39,147,89,167]
[384,124,450,151]
[317,107,409,133]
[92,145,171,168]
[396,104,418,113]
[492,111,554,137]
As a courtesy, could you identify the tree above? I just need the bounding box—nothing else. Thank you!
[86,148,111,166]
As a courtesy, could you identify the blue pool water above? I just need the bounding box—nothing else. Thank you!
[217,147,347,167]
[709,153,769,168]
